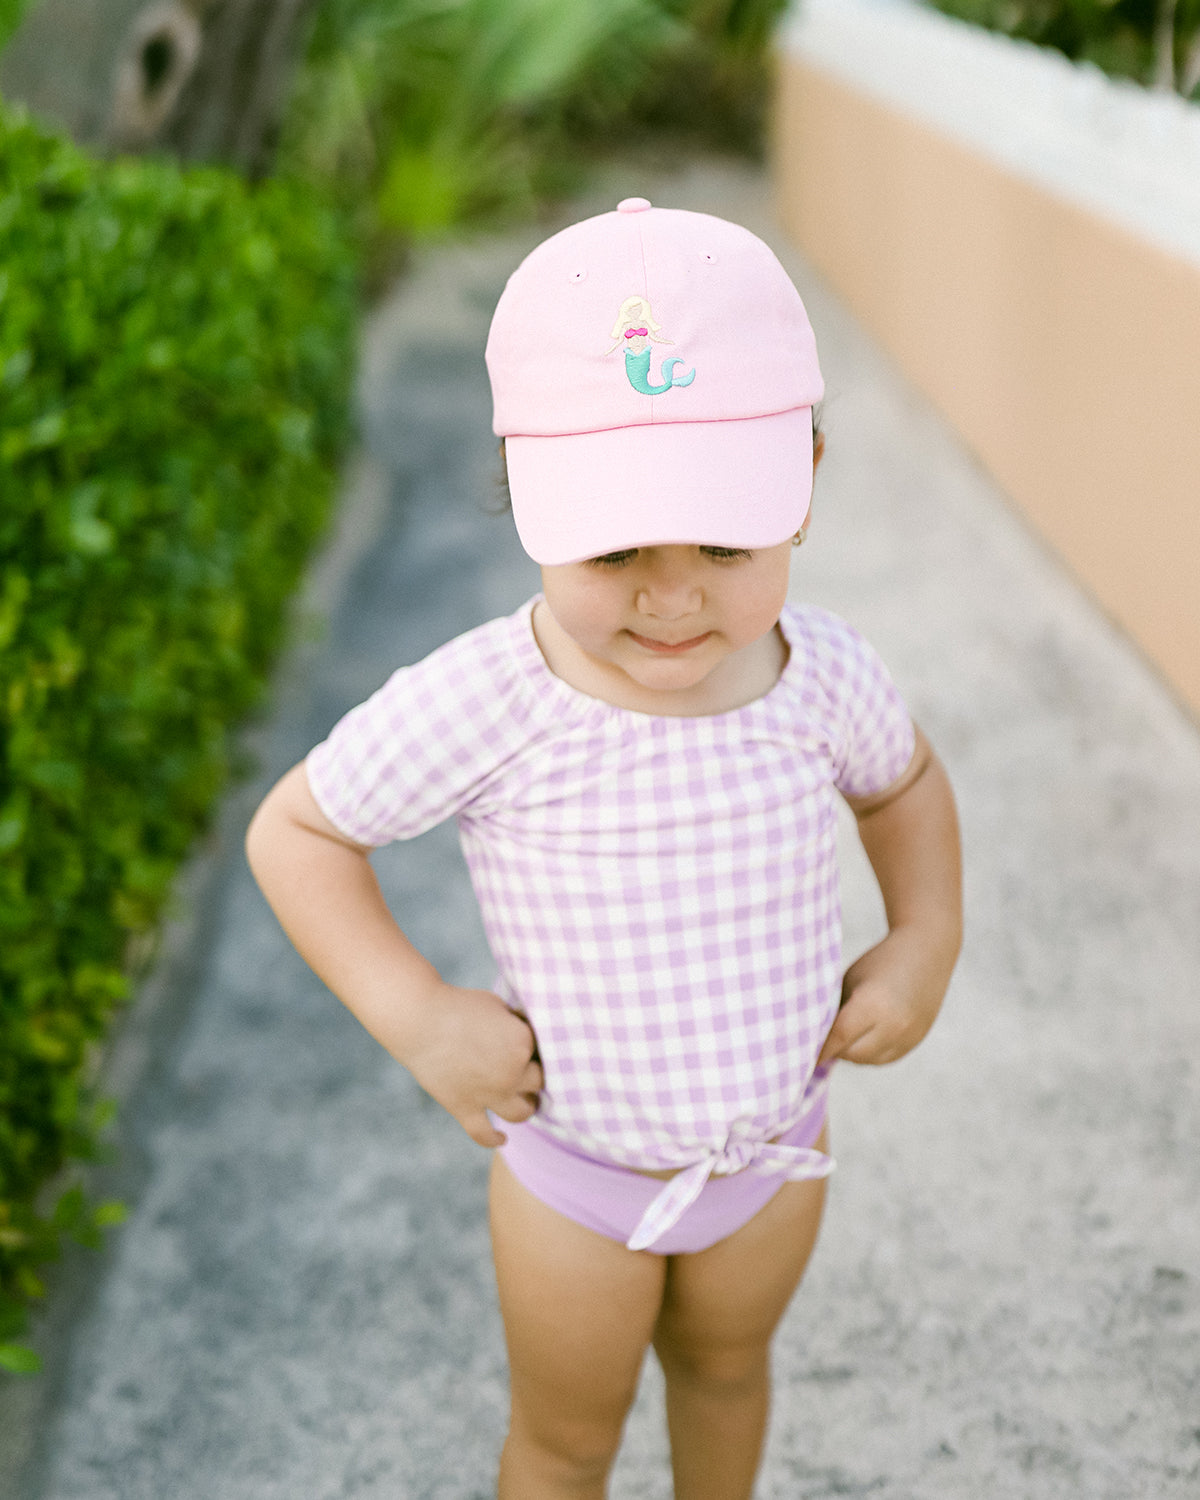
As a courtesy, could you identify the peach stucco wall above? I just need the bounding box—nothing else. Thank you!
[772,56,1200,718]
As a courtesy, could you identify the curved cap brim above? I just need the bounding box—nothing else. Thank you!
[507,408,815,565]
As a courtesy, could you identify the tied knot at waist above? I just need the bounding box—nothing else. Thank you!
[626,1127,834,1253]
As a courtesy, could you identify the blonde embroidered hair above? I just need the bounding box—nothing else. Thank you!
[609,296,662,342]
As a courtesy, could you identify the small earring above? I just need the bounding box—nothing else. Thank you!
[792,526,808,547]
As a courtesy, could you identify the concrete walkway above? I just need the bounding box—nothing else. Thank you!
[9,158,1200,1500]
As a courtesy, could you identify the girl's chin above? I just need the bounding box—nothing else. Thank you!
[618,653,721,695]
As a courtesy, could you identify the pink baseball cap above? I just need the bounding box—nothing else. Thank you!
[485,197,823,566]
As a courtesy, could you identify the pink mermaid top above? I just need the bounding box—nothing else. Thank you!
[306,598,914,1250]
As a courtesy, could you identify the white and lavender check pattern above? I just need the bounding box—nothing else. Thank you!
[307,599,914,1249]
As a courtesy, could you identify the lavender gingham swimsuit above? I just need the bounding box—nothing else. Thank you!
[306,597,914,1251]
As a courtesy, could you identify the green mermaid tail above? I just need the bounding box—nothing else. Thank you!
[625,346,696,395]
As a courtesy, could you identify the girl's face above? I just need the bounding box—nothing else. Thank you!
[534,540,796,716]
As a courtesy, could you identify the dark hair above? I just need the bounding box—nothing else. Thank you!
[488,436,513,515]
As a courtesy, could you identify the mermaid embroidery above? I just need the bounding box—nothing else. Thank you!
[606,295,696,395]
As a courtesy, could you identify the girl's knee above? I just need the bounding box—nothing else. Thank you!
[655,1335,769,1401]
[506,1411,625,1489]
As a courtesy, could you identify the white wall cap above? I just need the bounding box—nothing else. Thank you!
[780,0,1200,269]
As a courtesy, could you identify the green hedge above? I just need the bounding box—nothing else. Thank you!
[929,0,1200,97]
[0,96,358,1370]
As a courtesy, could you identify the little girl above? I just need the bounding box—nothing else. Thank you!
[246,198,962,1500]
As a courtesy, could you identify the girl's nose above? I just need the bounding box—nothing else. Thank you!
[635,552,702,619]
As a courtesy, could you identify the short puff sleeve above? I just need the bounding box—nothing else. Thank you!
[796,607,916,799]
[305,617,533,846]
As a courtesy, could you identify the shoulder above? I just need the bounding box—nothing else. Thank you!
[312,599,546,773]
[779,602,888,691]
[779,604,915,795]
[304,599,547,844]
[374,600,542,723]
[778,601,909,727]
[415,604,527,677]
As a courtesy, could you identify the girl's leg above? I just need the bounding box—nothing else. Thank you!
[652,1128,830,1500]
[489,1153,667,1499]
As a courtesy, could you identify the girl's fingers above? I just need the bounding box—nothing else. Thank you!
[466,1112,507,1149]
[492,1090,540,1125]
[836,1028,886,1064]
[818,1012,858,1065]
[818,1004,880,1065]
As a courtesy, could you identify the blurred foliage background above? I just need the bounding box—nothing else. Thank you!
[928,0,1200,98]
[279,0,790,256]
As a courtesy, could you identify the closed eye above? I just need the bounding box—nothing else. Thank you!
[584,545,753,569]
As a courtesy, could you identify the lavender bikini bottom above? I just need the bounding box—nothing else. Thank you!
[497,1095,828,1255]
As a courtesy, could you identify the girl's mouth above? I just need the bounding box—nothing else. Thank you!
[628,631,712,655]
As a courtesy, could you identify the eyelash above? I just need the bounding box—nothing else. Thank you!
[586,547,752,569]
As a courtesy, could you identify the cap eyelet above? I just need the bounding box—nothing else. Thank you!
[569,268,587,283]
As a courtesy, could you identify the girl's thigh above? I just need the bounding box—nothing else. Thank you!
[489,1152,667,1439]
[656,1128,830,1366]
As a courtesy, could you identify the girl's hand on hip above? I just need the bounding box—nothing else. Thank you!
[403,984,543,1148]
[817,925,953,1067]
[830,728,962,1068]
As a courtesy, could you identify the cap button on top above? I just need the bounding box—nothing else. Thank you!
[617,197,652,213]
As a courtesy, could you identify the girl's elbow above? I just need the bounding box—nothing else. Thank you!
[244,797,277,884]
[244,767,302,878]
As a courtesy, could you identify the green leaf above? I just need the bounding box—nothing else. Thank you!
[0,570,31,650]
[26,408,65,450]
[0,1344,43,1376]
[2,347,32,386]
[0,793,29,855]
[67,516,115,556]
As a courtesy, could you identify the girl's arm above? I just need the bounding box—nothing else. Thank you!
[817,726,963,1066]
[245,763,543,1146]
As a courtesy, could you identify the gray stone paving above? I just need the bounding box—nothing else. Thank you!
[7,158,1200,1499]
